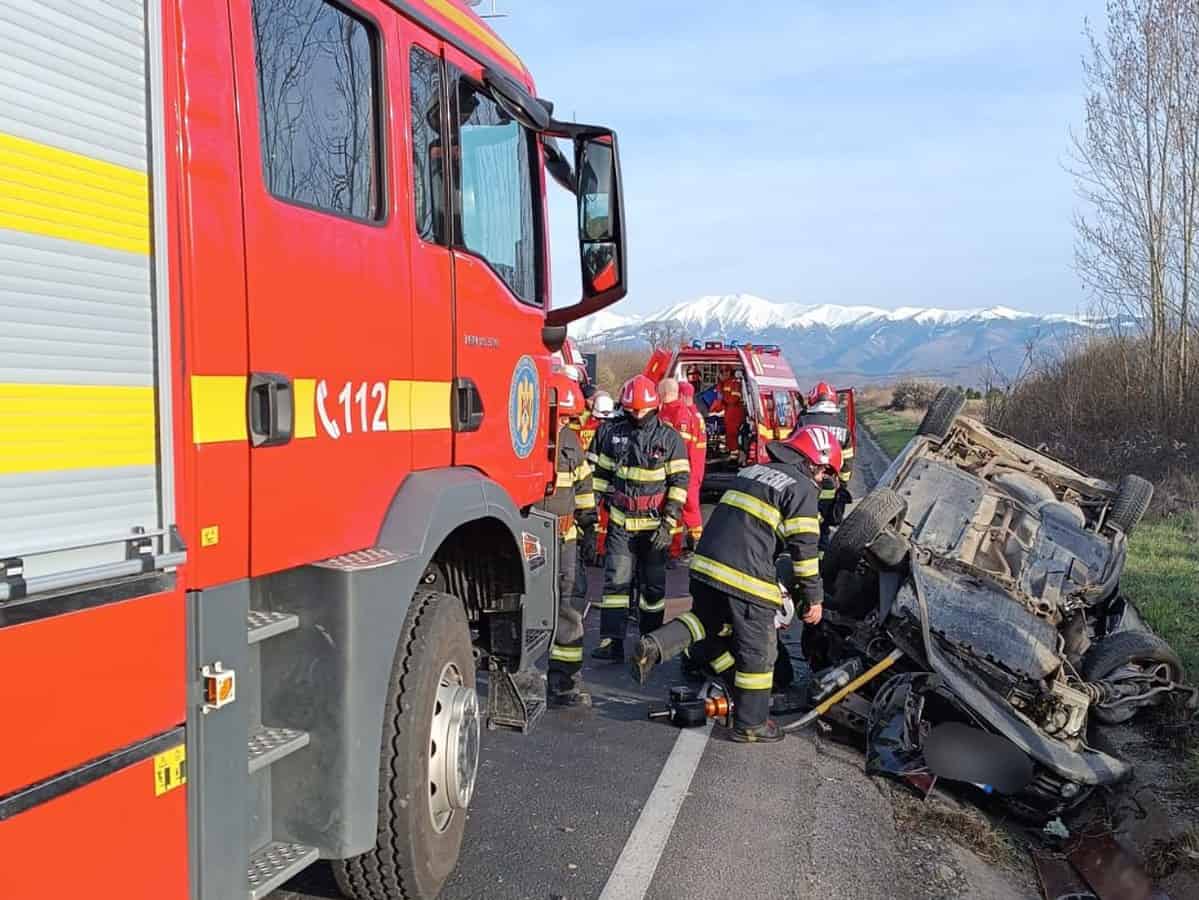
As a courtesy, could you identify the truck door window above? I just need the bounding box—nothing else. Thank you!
[774,391,796,431]
[410,45,445,242]
[453,79,540,305]
[250,0,383,220]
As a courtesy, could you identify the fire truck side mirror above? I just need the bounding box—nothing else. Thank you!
[544,128,627,327]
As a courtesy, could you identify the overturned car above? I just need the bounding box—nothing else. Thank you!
[807,389,1195,819]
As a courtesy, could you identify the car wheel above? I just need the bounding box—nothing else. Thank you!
[1082,630,1184,725]
[916,387,966,441]
[1106,474,1154,535]
[827,488,908,575]
[334,590,480,900]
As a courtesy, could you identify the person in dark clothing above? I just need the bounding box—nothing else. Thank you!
[589,374,690,661]
[629,426,843,743]
[796,382,854,544]
[542,375,598,707]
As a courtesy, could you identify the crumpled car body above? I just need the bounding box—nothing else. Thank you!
[816,407,1191,819]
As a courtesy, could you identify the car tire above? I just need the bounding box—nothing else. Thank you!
[1107,474,1154,535]
[1082,630,1184,725]
[334,590,479,900]
[827,488,907,574]
[917,387,966,441]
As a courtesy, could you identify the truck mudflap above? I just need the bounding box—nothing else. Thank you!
[902,563,1131,787]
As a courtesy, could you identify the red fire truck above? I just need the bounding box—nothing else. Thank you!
[0,3,626,899]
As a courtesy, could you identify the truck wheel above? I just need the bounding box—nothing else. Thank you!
[827,488,908,575]
[334,590,480,900]
[916,388,966,441]
[1106,474,1154,535]
[1083,631,1184,725]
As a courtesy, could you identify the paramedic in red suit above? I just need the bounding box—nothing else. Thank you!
[710,366,746,457]
[678,380,706,552]
[656,378,692,559]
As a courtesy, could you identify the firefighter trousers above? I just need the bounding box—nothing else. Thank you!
[549,538,588,690]
[648,579,777,729]
[600,525,667,642]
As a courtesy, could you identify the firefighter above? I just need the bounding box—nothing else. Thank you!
[797,382,854,541]
[566,369,601,453]
[656,377,693,560]
[628,426,841,742]
[678,380,706,554]
[586,390,617,566]
[543,375,598,707]
[709,366,746,458]
[590,374,690,661]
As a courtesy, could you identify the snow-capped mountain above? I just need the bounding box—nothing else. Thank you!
[570,293,1101,384]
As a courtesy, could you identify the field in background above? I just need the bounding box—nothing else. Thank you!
[857,389,1199,683]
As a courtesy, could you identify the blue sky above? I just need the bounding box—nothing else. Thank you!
[488,0,1101,317]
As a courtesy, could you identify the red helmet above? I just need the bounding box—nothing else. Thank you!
[554,374,584,417]
[620,374,660,415]
[678,381,696,405]
[768,425,842,474]
[808,382,837,407]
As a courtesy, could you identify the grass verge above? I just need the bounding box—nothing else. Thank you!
[1123,512,1199,678]
[858,405,920,458]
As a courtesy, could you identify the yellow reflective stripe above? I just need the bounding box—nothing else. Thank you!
[0,383,156,474]
[575,492,597,509]
[718,624,733,637]
[690,555,782,604]
[667,486,689,503]
[677,612,705,642]
[556,471,574,488]
[639,597,666,613]
[719,490,782,529]
[617,464,666,482]
[549,644,584,662]
[408,381,453,431]
[0,131,150,254]
[599,594,630,608]
[294,378,317,439]
[666,458,691,475]
[792,558,820,578]
[596,453,617,470]
[574,462,593,480]
[425,0,526,71]
[191,376,248,445]
[842,447,855,460]
[819,489,837,501]
[711,652,735,673]
[840,470,852,483]
[734,670,774,691]
[607,508,661,531]
[564,524,578,541]
[782,516,820,537]
[758,424,773,438]
[592,477,611,492]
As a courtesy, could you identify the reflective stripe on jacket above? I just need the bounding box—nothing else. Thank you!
[589,412,690,528]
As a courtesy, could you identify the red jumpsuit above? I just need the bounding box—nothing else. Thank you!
[683,403,706,543]
[711,375,746,455]
[659,398,694,557]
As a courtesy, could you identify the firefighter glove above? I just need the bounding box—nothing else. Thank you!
[650,519,674,552]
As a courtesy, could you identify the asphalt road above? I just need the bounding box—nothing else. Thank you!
[277,439,932,900]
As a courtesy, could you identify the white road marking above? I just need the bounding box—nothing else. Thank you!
[597,723,713,900]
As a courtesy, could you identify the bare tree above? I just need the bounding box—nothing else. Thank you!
[641,319,692,351]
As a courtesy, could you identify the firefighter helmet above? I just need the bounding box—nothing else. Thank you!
[768,425,842,474]
[592,390,616,418]
[808,381,837,408]
[554,374,584,417]
[620,374,660,417]
[679,381,696,405]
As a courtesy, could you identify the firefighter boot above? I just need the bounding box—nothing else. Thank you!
[591,637,625,662]
[548,674,593,709]
[628,634,663,685]
[729,719,786,744]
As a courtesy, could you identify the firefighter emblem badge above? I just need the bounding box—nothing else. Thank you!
[509,355,540,459]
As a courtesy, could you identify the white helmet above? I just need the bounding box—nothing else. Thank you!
[592,391,615,418]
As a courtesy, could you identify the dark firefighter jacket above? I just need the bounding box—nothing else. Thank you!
[589,413,690,532]
[691,462,822,609]
[539,424,596,541]
[798,408,855,498]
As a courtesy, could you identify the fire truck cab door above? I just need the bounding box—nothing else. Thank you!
[228,0,415,575]
[444,47,549,507]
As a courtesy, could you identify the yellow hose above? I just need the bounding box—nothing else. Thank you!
[784,649,904,732]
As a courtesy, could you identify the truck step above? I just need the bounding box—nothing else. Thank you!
[248,726,310,774]
[487,669,546,734]
[246,609,299,644]
[247,841,318,900]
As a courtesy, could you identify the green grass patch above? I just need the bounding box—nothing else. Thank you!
[859,406,920,458]
[1123,512,1199,676]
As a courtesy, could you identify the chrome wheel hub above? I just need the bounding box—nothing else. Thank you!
[427,661,480,834]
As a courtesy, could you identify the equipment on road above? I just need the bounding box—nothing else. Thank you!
[648,684,733,728]
[782,650,904,732]
[0,4,631,897]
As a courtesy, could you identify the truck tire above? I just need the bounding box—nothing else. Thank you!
[827,488,907,575]
[1082,630,1184,725]
[916,388,966,441]
[1106,474,1154,535]
[334,589,480,900]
